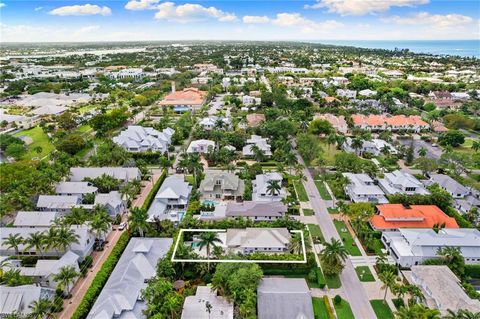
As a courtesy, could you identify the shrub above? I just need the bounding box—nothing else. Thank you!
[323,295,335,319]
[333,295,342,305]
[392,298,405,309]
[141,169,167,210]
[465,265,480,278]
[71,232,131,319]
[316,268,326,289]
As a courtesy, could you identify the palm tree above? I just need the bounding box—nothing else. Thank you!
[378,270,397,303]
[197,232,223,271]
[394,304,441,319]
[128,207,149,237]
[299,121,309,131]
[351,138,364,156]
[471,140,480,153]
[326,133,337,149]
[44,227,60,254]
[205,301,213,319]
[251,144,265,162]
[90,209,112,240]
[418,147,427,157]
[319,238,348,276]
[5,233,23,256]
[64,207,89,226]
[53,265,79,298]
[56,227,80,253]
[24,232,45,257]
[445,309,480,319]
[266,179,282,196]
[28,299,53,319]
[288,233,303,254]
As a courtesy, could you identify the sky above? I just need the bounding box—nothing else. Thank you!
[0,0,479,42]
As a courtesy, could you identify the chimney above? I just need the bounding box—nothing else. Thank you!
[171,81,176,93]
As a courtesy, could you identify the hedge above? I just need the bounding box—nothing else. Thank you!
[71,232,131,319]
[316,267,326,288]
[141,169,167,211]
[465,265,480,278]
[323,295,336,319]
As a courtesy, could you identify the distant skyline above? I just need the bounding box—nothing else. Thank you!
[1,0,479,42]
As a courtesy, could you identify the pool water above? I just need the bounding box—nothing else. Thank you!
[202,200,219,206]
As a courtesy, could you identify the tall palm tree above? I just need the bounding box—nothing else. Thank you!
[64,207,89,226]
[266,179,282,196]
[351,138,364,156]
[394,304,441,319]
[378,270,397,303]
[251,145,265,162]
[5,233,23,256]
[445,309,480,319]
[24,232,45,257]
[28,299,53,319]
[90,209,112,240]
[128,207,149,237]
[44,227,60,254]
[53,265,79,298]
[197,232,223,271]
[56,227,80,253]
[319,238,348,276]
[288,233,303,254]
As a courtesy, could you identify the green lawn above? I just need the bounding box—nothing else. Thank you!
[303,209,314,216]
[319,140,341,165]
[307,224,324,242]
[455,138,475,155]
[327,207,339,214]
[76,124,92,134]
[332,299,355,319]
[314,180,333,200]
[333,220,362,256]
[15,126,55,160]
[325,274,341,289]
[370,300,394,319]
[294,181,309,202]
[355,266,375,282]
[312,297,331,319]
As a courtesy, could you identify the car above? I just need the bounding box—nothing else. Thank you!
[431,143,437,147]
[118,222,127,230]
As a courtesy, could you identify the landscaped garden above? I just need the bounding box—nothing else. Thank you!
[370,300,394,319]
[307,224,324,242]
[303,208,314,216]
[312,297,334,319]
[15,126,55,160]
[332,298,355,319]
[355,266,375,282]
[333,220,362,256]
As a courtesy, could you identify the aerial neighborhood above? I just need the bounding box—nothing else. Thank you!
[1,41,480,319]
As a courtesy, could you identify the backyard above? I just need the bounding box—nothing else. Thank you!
[333,220,362,256]
[14,126,55,160]
[370,300,394,319]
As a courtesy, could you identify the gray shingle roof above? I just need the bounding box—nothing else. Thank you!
[69,167,141,182]
[225,201,287,217]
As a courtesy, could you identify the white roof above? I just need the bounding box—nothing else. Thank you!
[181,286,233,319]
[55,181,98,194]
[13,211,58,227]
[69,167,141,182]
[226,228,291,249]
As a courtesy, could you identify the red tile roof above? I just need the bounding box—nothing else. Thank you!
[159,88,206,106]
[371,204,459,230]
[352,114,429,128]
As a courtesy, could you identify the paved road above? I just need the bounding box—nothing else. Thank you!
[297,153,377,319]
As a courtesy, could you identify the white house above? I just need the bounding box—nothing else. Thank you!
[225,201,287,221]
[147,176,192,222]
[225,228,291,254]
[36,195,82,213]
[427,174,470,199]
[342,138,397,156]
[382,228,480,267]
[55,182,98,198]
[378,170,430,196]
[186,139,215,154]
[0,285,55,318]
[181,286,233,319]
[198,116,230,131]
[113,126,174,153]
[252,173,286,202]
[107,68,145,80]
[343,173,388,204]
[243,135,272,157]
[69,167,141,183]
[358,89,377,97]
[94,191,126,217]
[336,89,357,99]
[242,95,261,106]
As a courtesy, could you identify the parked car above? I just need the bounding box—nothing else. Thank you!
[118,222,127,230]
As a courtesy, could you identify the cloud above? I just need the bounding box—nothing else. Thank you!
[34,6,43,11]
[243,15,270,24]
[305,0,429,16]
[125,0,161,11]
[0,2,5,8]
[75,25,100,34]
[383,12,474,28]
[154,2,236,22]
[49,4,112,16]
[271,13,343,33]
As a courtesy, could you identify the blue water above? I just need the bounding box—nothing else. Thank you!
[202,199,219,206]
[308,40,479,58]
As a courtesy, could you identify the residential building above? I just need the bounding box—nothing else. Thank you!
[243,135,272,157]
[36,195,82,212]
[371,204,459,231]
[402,266,480,315]
[186,139,215,154]
[257,278,314,319]
[199,170,244,201]
[225,201,287,221]
[94,191,126,217]
[159,87,207,112]
[113,126,174,153]
[352,114,429,132]
[0,225,95,259]
[246,113,265,127]
[147,176,192,222]
[55,181,98,198]
[69,167,141,183]
[336,89,357,99]
[13,211,58,228]
[181,286,233,319]
[199,116,230,131]
[378,170,429,195]
[342,138,397,156]
[107,68,145,80]
[313,113,348,134]
[31,105,67,116]
[427,174,470,198]
[343,173,388,204]
[0,285,55,318]
[358,89,377,97]
[87,238,173,319]
[225,228,291,254]
[382,228,480,267]
[242,95,261,106]
[252,173,286,202]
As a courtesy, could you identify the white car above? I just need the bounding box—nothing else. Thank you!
[118,222,127,230]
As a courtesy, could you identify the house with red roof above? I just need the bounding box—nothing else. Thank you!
[370,204,459,231]
[352,114,429,132]
[159,87,206,112]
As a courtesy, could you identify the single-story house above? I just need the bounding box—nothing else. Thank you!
[0,285,55,318]
[378,170,429,196]
[55,181,98,198]
[243,135,272,157]
[225,201,287,221]
[186,139,215,154]
[252,173,286,202]
[181,286,233,319]
[69,167,141,183]
[13,211,58,228]
[225,228,291,254]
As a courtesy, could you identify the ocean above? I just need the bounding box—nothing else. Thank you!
[308,40,479,58]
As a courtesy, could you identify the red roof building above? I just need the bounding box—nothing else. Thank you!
[370,204,459,231]
[159,88,206,110]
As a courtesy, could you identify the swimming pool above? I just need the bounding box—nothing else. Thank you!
[202,199,219,206]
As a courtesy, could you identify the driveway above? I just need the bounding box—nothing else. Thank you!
[296,151,377,319]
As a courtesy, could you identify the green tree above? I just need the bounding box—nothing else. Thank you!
[309,119,333,135]
[5,143,27,160]
[197,232,223,271]
[394,304,441,319]
[24,232,46,257]
[378,270,397,303]
[319,238,348,276]
[266,179,282,196]
[90,208,112,239]
[438,130,465,147]
[53,265,79,298]
[128,207,149,237]
[5,233,23,256]
[56,134,86,155]
[28,299,53,319]
[56,227,80,253]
